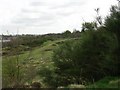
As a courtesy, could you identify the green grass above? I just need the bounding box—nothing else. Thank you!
[3,38,119,88]
[2,38,75,87]
[87,76,120,88]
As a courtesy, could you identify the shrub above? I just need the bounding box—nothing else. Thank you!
[51,30,118,86]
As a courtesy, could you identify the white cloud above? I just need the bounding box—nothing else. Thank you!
[0,0,118,35]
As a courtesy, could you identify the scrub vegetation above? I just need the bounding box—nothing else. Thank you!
[2,3,120,89]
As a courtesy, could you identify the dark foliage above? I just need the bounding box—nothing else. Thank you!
[42,4,120,87]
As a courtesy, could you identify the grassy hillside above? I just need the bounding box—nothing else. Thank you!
[3,38,119,88]
[2,38,120,88]
[2,38,77,87]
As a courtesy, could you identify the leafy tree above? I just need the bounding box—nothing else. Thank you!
[52,40,76,86]
[62,30,71,38]
[72,29,81,38]
[81,22,97,32]
[51,30,118,87]
[105,5,120,41]
[104,4,120,75]
[73,30,118,80]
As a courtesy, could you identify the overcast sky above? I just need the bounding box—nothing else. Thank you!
[0,0,118,35]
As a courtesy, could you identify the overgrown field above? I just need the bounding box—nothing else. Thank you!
[2,38,120,88]
[2,38,77,87]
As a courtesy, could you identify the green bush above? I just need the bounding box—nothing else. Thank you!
[51,29,118,86]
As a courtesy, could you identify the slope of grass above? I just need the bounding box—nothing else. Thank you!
[86,76,120,88]
[2,38,76,87]
[3,38,119,88]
